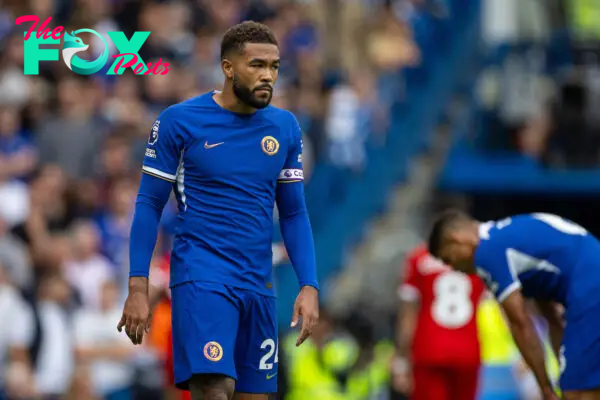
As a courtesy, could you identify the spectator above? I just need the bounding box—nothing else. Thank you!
[0,33,32,108]
[0,105,38,182]
[11,165,71,271]
[31,274,75,400]
[64,366,100,400]
[366,8,421,73]
[0,216,32,289]
[0,261,35,400]
[35,77,106,180]
[0,106,33,228]
[95,177,137,278]
[95,135,135,205]
[64,220,114,309]
[74,279,137,400]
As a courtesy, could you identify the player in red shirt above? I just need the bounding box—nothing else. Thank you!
[392,245,485,400]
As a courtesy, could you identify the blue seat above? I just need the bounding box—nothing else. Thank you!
[478,366,521,400]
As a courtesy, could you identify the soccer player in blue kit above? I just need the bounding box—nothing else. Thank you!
[117,21,320,400]
[428,210,600,400]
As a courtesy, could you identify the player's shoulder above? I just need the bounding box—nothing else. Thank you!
[489,213,582,241]
[413,248,449,277]
[159,92,215,118]
[262,104,296,120]
[261,106,300,132]
[492,213,567,230]
[149,93,216,142]
[406,244,429,263]
[479,214,532,243]
[474,219,514,263]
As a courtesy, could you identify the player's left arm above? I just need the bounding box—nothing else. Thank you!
[478,246,556,398]
[393,252,421,395]
[502,291,557,398]
[276,113,319,346]
[535,300,565,360]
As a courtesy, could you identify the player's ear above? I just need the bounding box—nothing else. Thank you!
[222,59,234,80]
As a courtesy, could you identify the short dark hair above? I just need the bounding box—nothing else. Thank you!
[220,21,278,59]
[428,209,470,257]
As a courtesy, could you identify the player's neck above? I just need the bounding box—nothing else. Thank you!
[213,89,257,115]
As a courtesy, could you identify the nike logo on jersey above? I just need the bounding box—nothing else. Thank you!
[266,372,277,380]
[204,141,224,149]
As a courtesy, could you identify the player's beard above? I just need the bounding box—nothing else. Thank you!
[232,73,272,109]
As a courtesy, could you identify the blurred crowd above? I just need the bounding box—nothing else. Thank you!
[0,0,431,399]
[475,0,600,169]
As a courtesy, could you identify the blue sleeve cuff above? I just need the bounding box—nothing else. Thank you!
[299,281,320,291]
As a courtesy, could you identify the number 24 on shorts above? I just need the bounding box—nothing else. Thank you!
[259,338,278,370]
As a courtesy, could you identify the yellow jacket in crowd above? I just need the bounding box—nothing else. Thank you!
[283,333,394,400]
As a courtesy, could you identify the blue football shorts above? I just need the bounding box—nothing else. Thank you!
[170,281,278,393]
[560,300,600,391]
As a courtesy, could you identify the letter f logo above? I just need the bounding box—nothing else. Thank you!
[22,31,60,75]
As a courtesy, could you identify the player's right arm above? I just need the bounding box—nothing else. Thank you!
[392,250,421,395]
[502,292,557,399]
[118,108,184,345]
[395,300,418,361]
[476,245,557,399]
[535,300,565,360]
[395,252,420,359]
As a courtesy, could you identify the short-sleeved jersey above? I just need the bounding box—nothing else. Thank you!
[142,91,304,297]
[399,245,485,366]
[474,213,600,310]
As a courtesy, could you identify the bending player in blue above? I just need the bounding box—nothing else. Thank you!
[428,210,600,400]
[117,21,319,400]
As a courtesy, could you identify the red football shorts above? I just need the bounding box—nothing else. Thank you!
[412,364,480,400]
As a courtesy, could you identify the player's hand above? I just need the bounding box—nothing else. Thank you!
[541,386,560,400]
[117,279,150,345]
[391,355,413,395]
[291,285,319,347]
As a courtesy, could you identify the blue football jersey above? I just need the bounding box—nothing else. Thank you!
[142,91,304,296]
[474,213,600,307]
